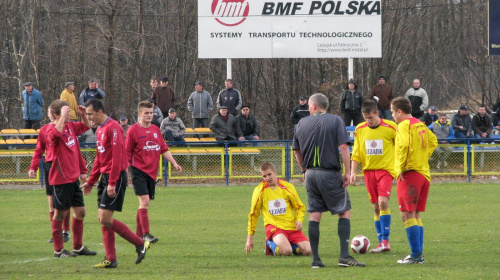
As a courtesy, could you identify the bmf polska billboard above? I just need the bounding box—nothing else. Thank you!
[198,0,382,58]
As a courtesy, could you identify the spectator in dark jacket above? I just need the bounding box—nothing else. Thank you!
[451,105,473,139]
[79,79,105,105]
[369,75,393,120]
[216,79,242,116]
[421,106,438,126]
[21,82,44,129]
[237,105,260,146]
[152,76,176,117]
[290,96,310,130]
[210,106,243,146]
[472,105,492,139]
[339,79,363,126]
[492,111,500,130]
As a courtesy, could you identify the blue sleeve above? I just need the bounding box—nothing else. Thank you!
[448,126,455,139]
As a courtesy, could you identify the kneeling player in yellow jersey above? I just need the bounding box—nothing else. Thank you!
[350,99,397,253]
[246,163,311,256]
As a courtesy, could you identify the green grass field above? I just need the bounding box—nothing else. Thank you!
[0,183,499,279]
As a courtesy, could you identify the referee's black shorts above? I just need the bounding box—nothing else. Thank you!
[97,170,128,212]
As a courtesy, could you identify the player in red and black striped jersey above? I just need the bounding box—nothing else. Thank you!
[45,100,96,258]
[81,99,150,269]
[126,100,182,244]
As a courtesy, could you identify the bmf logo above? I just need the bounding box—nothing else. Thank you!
[211,0,249,27]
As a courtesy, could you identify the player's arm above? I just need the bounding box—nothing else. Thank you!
[293,149,306,175]
[426,126,438,157]
[54,106,70,133]
[81,155,101,195]
[162,150,182,172]
[125,127,135,165]
[246,186,263,254]
[396,123,410,179]
[29,130,46,177]
[350,129,361,185]
[339,144,351,188]
[106,127,125,198]
[77,105,90,128]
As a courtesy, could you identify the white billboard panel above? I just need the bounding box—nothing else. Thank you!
[198,0,382,58]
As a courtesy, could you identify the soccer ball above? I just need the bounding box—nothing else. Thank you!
[351,235,370,254]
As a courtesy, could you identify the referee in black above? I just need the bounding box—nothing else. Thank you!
[293,93,365,268]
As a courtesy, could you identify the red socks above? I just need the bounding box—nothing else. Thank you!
[136,211,143,237]
[63,210,71,231]
[51,220,63,252]
[72,218,83,250]
[138,209,149,236]
[111,219,143,247]
[101,226,116,262]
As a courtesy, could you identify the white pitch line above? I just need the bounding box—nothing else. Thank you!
[0,257,52,265]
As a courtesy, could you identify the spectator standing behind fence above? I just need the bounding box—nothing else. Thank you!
[405,79,428,119]
[290,96,310,130]
[421,106,438,126]
[160,108,186,143]
[428,114,455,169]
[79,121,98,144]
[210,106,243,146]
[79,79,105,105]
[60,82,79,121]
[21,82,44,130]
[369,75,393,120]
[339,79,363,126]
[151,76,176,117]
[451,105,473,139]
[142,98,163,128]
[472,105,493,140]
[187,82,213,129]
[217,79,242,116]
[120,115,131,137]
[149,77,158,98]
[237,105,260,146]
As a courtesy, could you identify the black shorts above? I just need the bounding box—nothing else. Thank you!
[97,170,128,212]
[129,166,156,200]
[52,180,85,210]
[305,169,351,215]
[44,161,53,196]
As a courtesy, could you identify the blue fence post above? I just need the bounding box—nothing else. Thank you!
[285,141,291,181]
[225,142,230,186]
[467,139,471,182]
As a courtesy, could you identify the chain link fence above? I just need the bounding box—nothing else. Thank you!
[1,141,499,184]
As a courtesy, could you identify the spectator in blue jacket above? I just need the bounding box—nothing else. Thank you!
[429,114,455,169]
[21,82,44,129]
[79,79,105,105]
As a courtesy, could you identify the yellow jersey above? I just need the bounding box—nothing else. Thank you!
[247,179,305,235]
[395,118,438,181]
[351,119,397,178]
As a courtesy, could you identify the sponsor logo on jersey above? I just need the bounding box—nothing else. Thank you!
[365,139,383,155]
[113,129,117,141]
[65,136,76,148]
[97,141,105,153]
[143,141,160,151]
[154,133,158,139]
[268,198,286,215]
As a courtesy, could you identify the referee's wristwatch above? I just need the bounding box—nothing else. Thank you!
[302,170,307,174]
